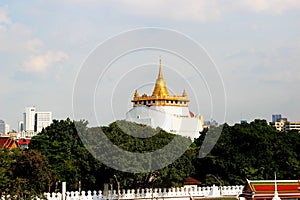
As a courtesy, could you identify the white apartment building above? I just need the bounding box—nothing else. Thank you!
[5,123,10,134]
[0,120,10,134]
[286,122,300,132]
[21,106,52,137]
[35,111,52,133]
[0,120,5,134]
[23,106,36,132]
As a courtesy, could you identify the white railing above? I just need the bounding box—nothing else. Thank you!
[44,185,244,200]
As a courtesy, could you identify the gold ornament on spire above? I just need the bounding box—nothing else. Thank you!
[152,58,169,97]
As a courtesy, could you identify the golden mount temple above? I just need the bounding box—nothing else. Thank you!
[126,59,204,139]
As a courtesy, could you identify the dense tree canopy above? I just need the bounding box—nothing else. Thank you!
[194,119,300,185]
[29,119,195,191]
[0,148,52,199]
[1,118,299,197]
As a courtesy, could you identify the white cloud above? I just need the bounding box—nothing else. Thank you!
[117,0,222,22]
[0,6,68,76]
[26,38,44,52]
[46,0,300,22]
[21,51,68,73]
[241,0,300,14]
[0,6,11,24]
[0,22,35,53]
[114,0,300,22]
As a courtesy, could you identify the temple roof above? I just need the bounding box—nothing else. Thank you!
[239,179,300,199]
[184,177,202,185]
[131,58,190,107]
[0,137,19,149]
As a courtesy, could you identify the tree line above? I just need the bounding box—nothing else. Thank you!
[0,118,299,198]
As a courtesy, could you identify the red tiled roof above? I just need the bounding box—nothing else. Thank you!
[246,179,300,194]
[184,177,202,185]
[18,138,31,145]
[0,137,9,148]
[240,179,300,199]
[0,137,19,149]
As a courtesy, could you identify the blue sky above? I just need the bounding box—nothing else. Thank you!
[1,0,300,130]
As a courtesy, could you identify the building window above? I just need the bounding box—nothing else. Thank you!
[148,100,151,104]
[175,100,178,104]
[166,100,169,103]
[143,101,146,105]
[171,100,173,103]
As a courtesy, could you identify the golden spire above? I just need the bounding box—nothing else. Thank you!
[158,57,163,79]
[152,58,169,97]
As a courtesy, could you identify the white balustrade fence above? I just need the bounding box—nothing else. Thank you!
[44,185,244,200]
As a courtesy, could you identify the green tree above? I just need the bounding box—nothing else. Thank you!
[194,119,300,185]
[30,118,103,191]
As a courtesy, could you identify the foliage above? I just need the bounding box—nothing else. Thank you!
[1,118,300,196]
[0,148,50,199]
[29,118,103,191]
[194,119,300,185]
[30,119,195,190]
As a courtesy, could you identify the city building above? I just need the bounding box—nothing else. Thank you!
[126,59,204,139]
[18,120,24,132]
[272,114,282,123]
[240,120,247,124]
[271,118,288,132]
[35,111,52,133]
[21,106,52,137]
[286,121,300,132]
[0,120,5,134]
[204,119,219,128]
[270,115,300,133]
[23,106,36,132]
[0,120,10,134]
[5,123,10,134]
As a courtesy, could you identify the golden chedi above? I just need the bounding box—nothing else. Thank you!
[126,59,203,139]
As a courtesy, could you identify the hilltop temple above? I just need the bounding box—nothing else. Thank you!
[126,59,204,139]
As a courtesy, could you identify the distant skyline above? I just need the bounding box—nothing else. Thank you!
[1,1,300,130]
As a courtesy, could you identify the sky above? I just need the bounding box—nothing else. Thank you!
[1,0,300,130]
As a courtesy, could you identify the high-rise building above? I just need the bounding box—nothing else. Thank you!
[22,107,52,137]
[23,106,36,132]
[18,121,24,132]
[272,114,282,123]
[5,124,10,134]
[0,120,5,134]
[35,111,52,133]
